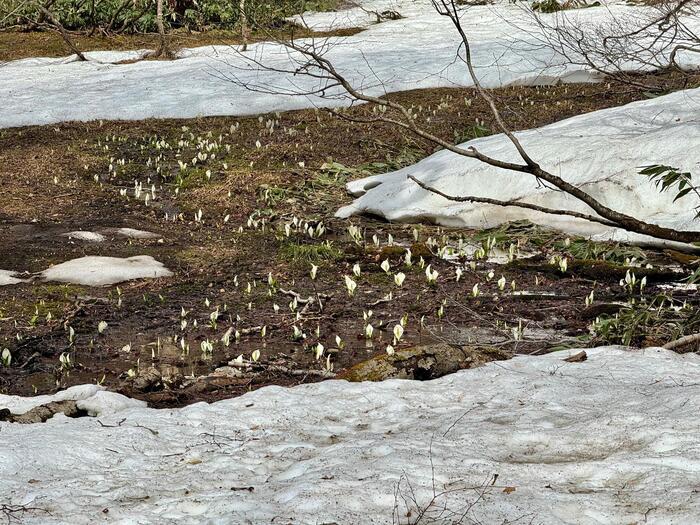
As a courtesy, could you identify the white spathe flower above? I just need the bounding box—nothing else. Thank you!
[393,324,404,342]
[251,349,261,362]
[455,267,463,282]
[425,265,439,284]
[497,275,507,291]
[472,283,480,297]
[292,325,304,340]
[310,264,319,280]
[97,321,108,334]
[315,343,324,360]
[365,323,374,339]
[487,270,495,281]
[221,327,233,346]
[380,259,391,274]
[345,275,357,296]
[394,272,406,287]
[352,263,361,277]
[559,257,568,273]
[386,345,395,356]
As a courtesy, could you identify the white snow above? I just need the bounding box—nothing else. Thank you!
[0,384,145,416]
[2,346,700,523]
[338,86,700,247]
[62,231,106,242]
[40,255,173,286]
[116,227,160,239]
[290,0,409,30]
[3,1,699,128]
[0,270,25,286]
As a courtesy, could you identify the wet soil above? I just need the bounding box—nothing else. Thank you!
[1,73,698,408]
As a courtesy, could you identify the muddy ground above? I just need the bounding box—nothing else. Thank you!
[1,68,699,407]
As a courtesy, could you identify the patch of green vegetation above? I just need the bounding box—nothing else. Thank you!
[1,0,343,33]
[593,294,700,346]
[453,123,491,144]
[472,220,561,248]
[278,240,343,265]
[258,184,290,206]
[558,239,646,264]
[532,0,563,12]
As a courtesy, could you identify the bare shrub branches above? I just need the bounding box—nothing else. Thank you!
[222,0,700,244]
[528,0,700,91]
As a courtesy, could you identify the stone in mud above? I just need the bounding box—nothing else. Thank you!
[159,364,185,388]
[0,400,84,423]
[341,343,510,382]
[130,367,163,392]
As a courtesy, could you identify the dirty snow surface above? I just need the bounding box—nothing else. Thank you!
[2,347,700,524]
[3,1,700,128]
[0,270,24,286]
[40,255,173,286]
[338,86,700,247]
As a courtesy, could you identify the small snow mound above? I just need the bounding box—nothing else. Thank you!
[41,255,173,286]
[116,227,161,240]
[337,87,700,248]
[0,270,25,286]
[63,231,106,242]
[0,384,102,415]
[0,384,146,417]
[77,391,147,416]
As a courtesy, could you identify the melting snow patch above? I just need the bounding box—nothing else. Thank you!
[2,2,699,128]
[40,255,173,286]
[2,347,700,524]
[0,384,145,416]
[338,87,700,248]
[0,270,25,286]
[116,227,161,239]
[62,231,106,242]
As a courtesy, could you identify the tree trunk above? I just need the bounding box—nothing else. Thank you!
[156,0,166,56]
[240,0,249,52]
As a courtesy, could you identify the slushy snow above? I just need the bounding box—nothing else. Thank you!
[3,1,699,128]
[116,227,160,239]
[0,270,25,286]
[40,255,173,286]
[2,347,700,524]
[62,231,106,242]
[338,86,700,247]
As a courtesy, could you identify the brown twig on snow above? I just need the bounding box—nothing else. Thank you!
[663,332,700,350]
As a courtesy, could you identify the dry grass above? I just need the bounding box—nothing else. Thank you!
[0,25,362,62]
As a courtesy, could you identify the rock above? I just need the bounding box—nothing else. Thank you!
[159,364,184,388]
[131,367,163,392]
[209,366,244,378]
[0,400,84,423]
[341,343,510,382]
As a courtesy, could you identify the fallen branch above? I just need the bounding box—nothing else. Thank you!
[663,333,700,350]
[37,5,88,61]
[228,359,335,378]
[408,175,618,228]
